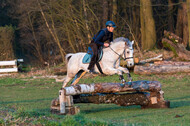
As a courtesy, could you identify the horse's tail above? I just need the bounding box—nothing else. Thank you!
[65,53,74,67]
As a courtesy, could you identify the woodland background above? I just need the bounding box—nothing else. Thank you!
[0,0,190,66]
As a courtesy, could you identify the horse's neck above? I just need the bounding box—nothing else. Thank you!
[103,42,124,60]
[109,42,124,54]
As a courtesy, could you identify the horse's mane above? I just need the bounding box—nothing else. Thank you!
[113,37,130,44]
[103,37,132,52]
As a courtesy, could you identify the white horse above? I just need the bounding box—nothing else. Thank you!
[62,37,134,88]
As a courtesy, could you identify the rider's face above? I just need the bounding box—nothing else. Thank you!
[107,26,115,32]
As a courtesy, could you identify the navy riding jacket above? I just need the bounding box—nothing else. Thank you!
[92,28,113,47]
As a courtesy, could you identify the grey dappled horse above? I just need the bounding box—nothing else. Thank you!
[62,37,134,88]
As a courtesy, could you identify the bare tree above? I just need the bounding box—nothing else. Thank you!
[175,0,188,46]
[187,0,190,49]
[168,0,174,32]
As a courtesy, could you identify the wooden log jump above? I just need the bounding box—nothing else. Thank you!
[51,80,170,115]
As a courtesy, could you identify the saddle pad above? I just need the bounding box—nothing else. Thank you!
[82,50,103,64]
[82,53,92,64]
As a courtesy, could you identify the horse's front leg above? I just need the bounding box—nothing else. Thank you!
[103,67,126,83]
[117,66,132,82]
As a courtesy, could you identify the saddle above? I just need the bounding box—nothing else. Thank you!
[82,47,103,64]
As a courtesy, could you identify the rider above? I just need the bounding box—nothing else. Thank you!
[88,21,116,73]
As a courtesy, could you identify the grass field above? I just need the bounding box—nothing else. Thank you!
[0,73,190,125]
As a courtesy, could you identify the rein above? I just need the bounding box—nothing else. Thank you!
[109,44,133,60]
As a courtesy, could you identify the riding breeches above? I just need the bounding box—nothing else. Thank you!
[88,43,99,70]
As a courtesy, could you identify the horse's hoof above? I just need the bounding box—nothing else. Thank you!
[127,81,132,87]
[121,79,126,84]
[129,78,133,82]
[120,83,125,88]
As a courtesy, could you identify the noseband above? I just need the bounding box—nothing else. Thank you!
[109,43,133,60]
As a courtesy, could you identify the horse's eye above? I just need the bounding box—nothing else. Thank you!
[127,51,130,54]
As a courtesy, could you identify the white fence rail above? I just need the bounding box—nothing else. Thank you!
[0,59,23,73]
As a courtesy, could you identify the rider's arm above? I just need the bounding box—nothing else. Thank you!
[94,30,105,46]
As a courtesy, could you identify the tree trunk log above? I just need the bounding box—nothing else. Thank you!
[64,80,161,95]
[154,61,190,65]
[73,92,150,106]
[164,30,183,43]
[134,63,190,75]
[162,38,190,61]
[138,54,163,64]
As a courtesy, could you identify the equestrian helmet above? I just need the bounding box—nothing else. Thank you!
[106,21,116,28]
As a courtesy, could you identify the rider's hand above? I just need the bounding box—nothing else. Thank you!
[104,43,110,47]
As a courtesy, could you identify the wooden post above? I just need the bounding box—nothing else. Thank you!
[59,89,66,114]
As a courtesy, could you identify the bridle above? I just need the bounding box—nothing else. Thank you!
[109,43,133,61]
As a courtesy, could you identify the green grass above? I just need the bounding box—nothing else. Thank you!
[0,73,190,125]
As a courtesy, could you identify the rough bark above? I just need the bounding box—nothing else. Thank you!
[154,61,190,65]
[175,0,184,38]
[51,83,169,115]
[164,30,183,43]
[168,0,174,32]
[138,54,163,64]
[140,0,156,50]
[182,4,189,47]
[162,38,190,60]
[83,0,91,43]
[175,0,189,46]
[187,0,190,49]
[102,0,108,27]
[134,63,190,75]
[112,0,117,22]
[73,92,149,106]
[63,80,161,95]
[51,80,170,115]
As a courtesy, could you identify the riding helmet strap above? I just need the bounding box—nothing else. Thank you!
[96,62,104,74]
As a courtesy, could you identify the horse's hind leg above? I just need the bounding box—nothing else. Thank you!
[71,70,86,86]
[62,75,73,88]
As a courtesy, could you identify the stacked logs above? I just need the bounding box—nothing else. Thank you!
[51,80,170,115]
[162,30,190,61]
[134,30,190,75]
[134,61,190,75]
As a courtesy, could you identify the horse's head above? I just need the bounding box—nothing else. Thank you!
[111,37,134,67]
[122,40,134,67]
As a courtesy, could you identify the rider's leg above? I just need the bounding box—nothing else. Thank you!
[88,43,98,71]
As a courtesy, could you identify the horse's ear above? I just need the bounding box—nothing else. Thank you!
[132,40,134,45]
